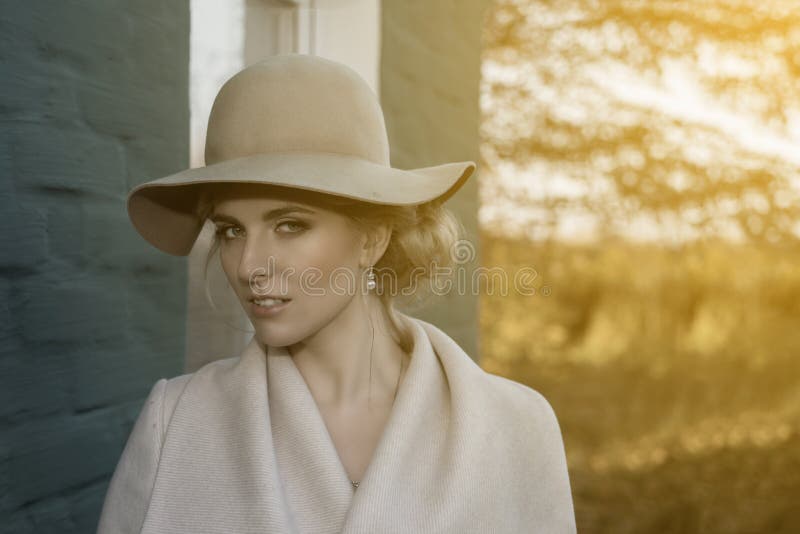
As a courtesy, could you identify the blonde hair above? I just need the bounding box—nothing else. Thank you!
[193,183,466,354]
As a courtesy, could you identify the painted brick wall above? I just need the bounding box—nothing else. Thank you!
[380,0,492,361]
[0,2,189,532]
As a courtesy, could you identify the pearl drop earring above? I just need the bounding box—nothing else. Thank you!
[366,265,376,291]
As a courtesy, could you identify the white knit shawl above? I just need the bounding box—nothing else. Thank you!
[96,312,576,533]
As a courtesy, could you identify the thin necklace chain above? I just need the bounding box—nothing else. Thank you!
[352,325,405,490]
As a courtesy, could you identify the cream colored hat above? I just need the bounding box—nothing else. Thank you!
[127,53,477,256]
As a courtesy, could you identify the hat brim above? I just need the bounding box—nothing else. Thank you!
[127,151,476,256]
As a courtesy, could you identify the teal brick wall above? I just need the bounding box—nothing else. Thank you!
[0,2,190,532]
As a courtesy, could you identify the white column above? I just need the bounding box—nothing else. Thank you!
[186,0,249,374]
[244,0,380,93]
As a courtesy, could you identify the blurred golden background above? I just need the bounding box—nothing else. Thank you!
[478,1,800,532]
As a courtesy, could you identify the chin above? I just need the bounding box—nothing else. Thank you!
[251,323,300,349]
[251,299,348,349]
[250,312,318,349]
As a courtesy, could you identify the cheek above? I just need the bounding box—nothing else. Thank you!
[290,233,361,296]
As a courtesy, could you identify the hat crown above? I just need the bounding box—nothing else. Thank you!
[204,54,390,167]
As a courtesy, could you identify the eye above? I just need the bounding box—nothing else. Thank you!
[277,220,308,233]
[214,225,243,240]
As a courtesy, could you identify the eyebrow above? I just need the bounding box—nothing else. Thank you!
[209,205,316,225]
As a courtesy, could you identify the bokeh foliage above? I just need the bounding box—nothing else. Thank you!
[480,0,800,244]
[478,1,800,532]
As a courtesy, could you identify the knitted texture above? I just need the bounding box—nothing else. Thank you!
[97,312,576,533]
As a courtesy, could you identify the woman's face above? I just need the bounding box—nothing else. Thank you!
[209,185,370,347]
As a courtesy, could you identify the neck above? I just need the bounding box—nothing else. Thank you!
[288,294,407,410]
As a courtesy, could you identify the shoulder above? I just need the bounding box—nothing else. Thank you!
[158,354,242,426]
[486,374,576,530]
[410,313,565,442]
[486,372,555,415]
[411,313,564,434]
[482,371,565,443]
[486,374,577,532]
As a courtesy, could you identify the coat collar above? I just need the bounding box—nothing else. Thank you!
[266,311,449,532]
[141,311,576,533]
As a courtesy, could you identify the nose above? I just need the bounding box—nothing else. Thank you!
[236,234,275,290]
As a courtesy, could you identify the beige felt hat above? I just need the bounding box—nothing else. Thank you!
[127,53,477,256]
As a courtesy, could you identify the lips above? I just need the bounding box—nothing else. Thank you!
[250,296,292,317]
[248,294,290,302]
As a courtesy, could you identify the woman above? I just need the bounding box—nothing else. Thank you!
[97,53,576,534]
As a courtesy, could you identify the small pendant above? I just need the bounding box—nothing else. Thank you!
[351,480,359,489]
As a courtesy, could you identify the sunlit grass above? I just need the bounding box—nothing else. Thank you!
[478,233,800,532]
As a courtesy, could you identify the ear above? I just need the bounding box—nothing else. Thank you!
[360,223,392,268]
